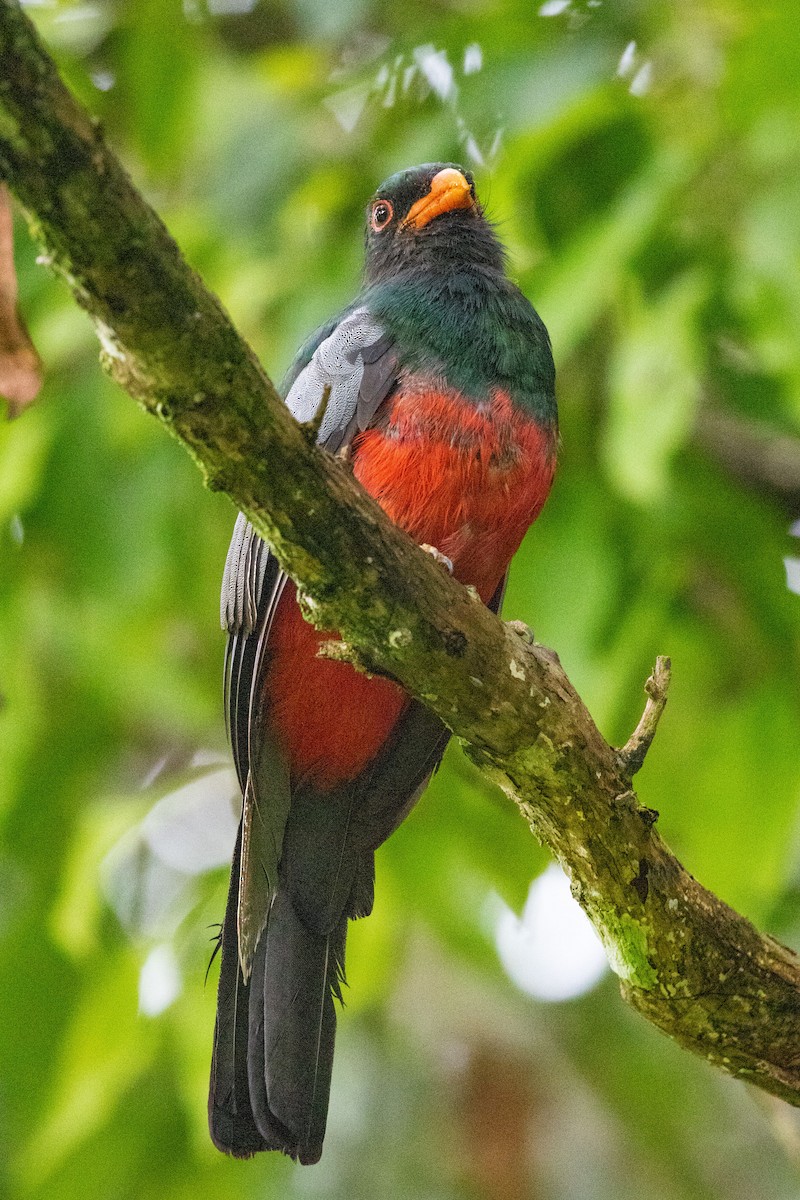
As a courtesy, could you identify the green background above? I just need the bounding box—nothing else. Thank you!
[2,0,800,1196]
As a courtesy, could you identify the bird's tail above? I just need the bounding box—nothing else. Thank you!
[256,890,347,1163]
[208,830,346,1164]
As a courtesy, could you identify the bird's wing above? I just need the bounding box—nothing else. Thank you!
[210,308,408,1159]
[282,306,396,449]
[219,307,401,976]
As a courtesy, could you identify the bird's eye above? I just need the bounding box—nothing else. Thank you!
[370,200,393,232]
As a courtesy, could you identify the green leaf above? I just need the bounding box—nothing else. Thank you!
[603,270,707,503]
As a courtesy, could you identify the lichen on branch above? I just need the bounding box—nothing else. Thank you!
[1,0,798,1108]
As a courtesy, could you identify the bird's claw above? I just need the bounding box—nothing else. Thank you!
[420,544,454,574]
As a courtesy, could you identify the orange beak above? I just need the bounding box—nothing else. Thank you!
[403,168,474,229]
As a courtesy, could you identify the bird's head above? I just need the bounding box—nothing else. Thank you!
[363,163,505,284]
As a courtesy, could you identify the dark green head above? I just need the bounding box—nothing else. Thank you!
[364,163,505,284]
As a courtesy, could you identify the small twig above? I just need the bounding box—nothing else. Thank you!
[617,655,671,779]
[299,382,332,442]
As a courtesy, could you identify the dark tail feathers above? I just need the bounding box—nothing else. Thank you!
[209,844,346,1164]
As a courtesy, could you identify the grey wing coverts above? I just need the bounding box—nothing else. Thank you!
[284,308,389,451]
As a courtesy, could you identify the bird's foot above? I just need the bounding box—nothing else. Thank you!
[420,544,454,574]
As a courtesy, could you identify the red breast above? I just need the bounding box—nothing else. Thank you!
[265,384,556,789]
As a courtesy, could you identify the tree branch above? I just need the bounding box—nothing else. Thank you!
[2,0,799,1106]
[617,656,671,780]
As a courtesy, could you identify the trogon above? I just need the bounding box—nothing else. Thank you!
[208,163,557,1163]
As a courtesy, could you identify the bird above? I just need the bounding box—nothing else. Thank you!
[208,162,557,1164]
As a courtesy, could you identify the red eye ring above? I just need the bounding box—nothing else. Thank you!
[370,199,394,231]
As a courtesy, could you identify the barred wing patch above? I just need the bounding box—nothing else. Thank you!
[285,307,393,452]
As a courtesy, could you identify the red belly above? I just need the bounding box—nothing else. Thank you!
[266,385,556,789]
[266,584,407,789]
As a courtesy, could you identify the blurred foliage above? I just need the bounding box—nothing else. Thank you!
[2,0,800,1197]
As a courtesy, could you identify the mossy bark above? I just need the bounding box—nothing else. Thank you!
[2,0,799,1106]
